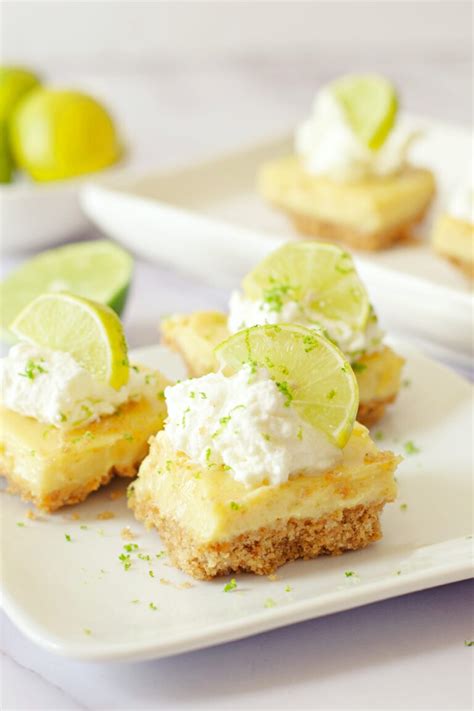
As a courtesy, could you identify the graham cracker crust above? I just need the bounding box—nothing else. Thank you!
[357,394,396,428]
[130,497,385,580]
[285,204,430,251]
[2,461,138,513]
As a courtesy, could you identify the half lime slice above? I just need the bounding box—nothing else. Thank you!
[242,242,370,331]
[331,74,398,150]
[11,292,129,389]
[1,240,133,342]
[216,324,358,448]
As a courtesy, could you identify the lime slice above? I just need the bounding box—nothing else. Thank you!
[11,292,129,389]
[243,242,370,330]
[10,88,121,182]
[216,324,358,447]
[331,74,398,150]
[0,240,133,342]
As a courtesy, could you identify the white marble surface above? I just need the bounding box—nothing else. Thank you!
[1,3,473,708]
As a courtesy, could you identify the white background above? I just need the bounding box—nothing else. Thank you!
[1,2,473,710]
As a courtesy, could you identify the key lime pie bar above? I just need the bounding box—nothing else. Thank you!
[0,293,169,511]
[162,243,404,426]
[432,176,474,277]
[258,75,435,250]
[130,325,400,579]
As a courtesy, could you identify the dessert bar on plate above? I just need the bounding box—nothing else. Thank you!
[81,117,473,368]
[1,341,471,662]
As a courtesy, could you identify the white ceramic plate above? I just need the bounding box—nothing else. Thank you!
[80,116,473,368]
[1,343,472,662]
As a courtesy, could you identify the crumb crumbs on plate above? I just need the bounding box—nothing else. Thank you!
[121,526,136,540]
[97,511,115,520]
[109,488,125,501]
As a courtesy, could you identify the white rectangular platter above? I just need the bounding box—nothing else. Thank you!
[1,343,472,663]
[81,116,473,369]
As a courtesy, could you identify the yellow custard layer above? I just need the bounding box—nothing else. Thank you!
[432,213,474,265]
[131,424,399,544]
[0,368,169,505]
[258,156,435,234]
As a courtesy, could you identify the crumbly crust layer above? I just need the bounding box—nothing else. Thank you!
[1,461,138,513]
[286,204,430,251]
[130,497,385,580]
[357,394,396,428]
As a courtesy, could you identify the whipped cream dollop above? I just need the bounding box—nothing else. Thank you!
[228,291,383,362]
[447,179,474,224]
[295,88,417,182]
[164,366,341,487]
[0,343,159,429]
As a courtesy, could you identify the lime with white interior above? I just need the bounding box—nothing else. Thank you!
[331,74,398,150]
[215,324,358,448]
[0,240,133,342]
[10,292,129,389]
[242,242,370,331]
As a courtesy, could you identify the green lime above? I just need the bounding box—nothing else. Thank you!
[0,240,133,342]
[242,242,370,330]
[11,292,129,389]
[10,88,121,181]
[0,121,13,183]
[0,67,41,122]
[331,74,398,150]
[216,324,358,448]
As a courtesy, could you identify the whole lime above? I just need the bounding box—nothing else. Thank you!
[0,66,41,121]
[10,88,122,181]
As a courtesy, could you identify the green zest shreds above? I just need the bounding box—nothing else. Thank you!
[229,501,240,511]
[264,598,277,608]
[215,324,359,448]
[262,279,296,313]
[223,578,238,592]
[351,362,367,373]
[18,358,48,380]
[404,440,420,455]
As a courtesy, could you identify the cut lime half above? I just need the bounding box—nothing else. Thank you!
[1,240,133,342]
[331,74,398,150]
[11,292,129,389]
[243,242,370,331]
[215,324,358,448]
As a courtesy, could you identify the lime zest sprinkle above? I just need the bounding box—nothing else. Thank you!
[352,362,367,373]
[230,501,240,510]
[118,553,132,570]
[18,358,48,381]
[149,602,158,611]
[284,585,292,593]
[264,597,277,608]
[156,551,166,559]
[297,426,303,441]
[327,389,336,400]
[464,640,474,647]
[123,543,139,552]
[344,570,357,578]
[374,431,384,441]
[275,380,293,407]
[123,432,134,441]
[16,522,25,527]
[400,503,408,511]
[404,440,420,455]
[83,628,92,636]
[65,533,72,542]
[131,599,140,604]
[223,578,238,592]
[149,570,155,578]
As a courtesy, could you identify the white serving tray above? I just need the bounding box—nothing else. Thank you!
[80,117,473,369]
[1,343,472,663]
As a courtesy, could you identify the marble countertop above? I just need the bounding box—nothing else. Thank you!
[1,10,473,706]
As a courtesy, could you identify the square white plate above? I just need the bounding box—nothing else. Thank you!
[1,343,472,662]
[80,116,473,368]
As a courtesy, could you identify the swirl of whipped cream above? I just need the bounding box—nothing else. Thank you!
[295,87,418,182]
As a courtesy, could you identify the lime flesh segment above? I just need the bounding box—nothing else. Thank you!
[243,242,370,330]
[0,240,133,342]
[215,324,358,448]
[10,293,129,389]
[331,74,398,150]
